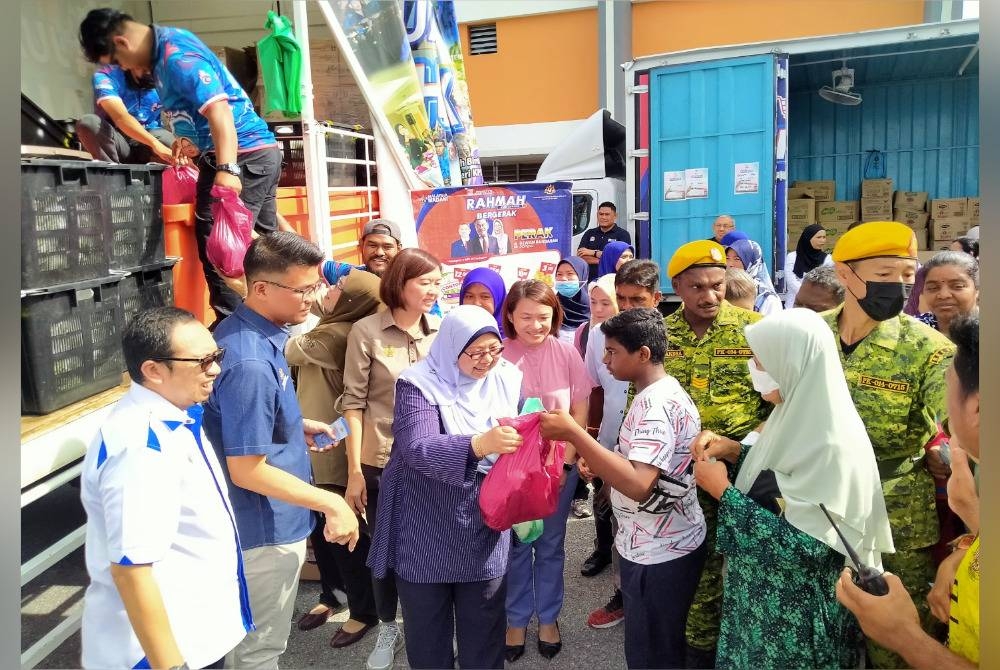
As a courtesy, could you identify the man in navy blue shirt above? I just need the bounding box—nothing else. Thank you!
[202,232,359,668]
[80,8,283,327]
[577,201,632,281]
[77,64,175,164]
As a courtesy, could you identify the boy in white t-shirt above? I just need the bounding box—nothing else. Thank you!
[540,308,707,669]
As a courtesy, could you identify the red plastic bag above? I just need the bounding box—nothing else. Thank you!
[479,412,566,531]
[161,165,199,204]
[206,185,254,278]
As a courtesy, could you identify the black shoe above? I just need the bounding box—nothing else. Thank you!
[580,550,612,577]
[537,622,562,660]
[504,644,525,662]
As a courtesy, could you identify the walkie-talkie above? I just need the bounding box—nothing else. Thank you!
[819,503,889,596]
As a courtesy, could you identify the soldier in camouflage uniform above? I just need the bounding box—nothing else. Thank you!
[825,222,955,669]
[657,241,772,668]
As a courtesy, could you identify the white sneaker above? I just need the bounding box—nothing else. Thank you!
[572,499,592,518]
[366,622,403,670]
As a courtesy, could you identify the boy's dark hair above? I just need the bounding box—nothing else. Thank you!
[598,201,617,212]
[122,307,197,383]
[950,314,979,397]
[378,248,441,310]
[243,232,325,280]
[79,8,132,63]
[615,259,660,292]
[600,308,667,362]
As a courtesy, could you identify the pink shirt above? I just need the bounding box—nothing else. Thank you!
[502,336,595,411]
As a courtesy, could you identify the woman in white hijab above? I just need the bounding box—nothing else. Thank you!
[692,308,894,670]
[367,305,524,669]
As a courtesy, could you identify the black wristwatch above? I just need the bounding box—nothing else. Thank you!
[217,162,242,177]
[563,462,574,472]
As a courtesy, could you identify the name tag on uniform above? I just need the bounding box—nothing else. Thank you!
[858,374,910,393]
[714,347,753,357]
[665,349,684,359]
[383,345,396,358]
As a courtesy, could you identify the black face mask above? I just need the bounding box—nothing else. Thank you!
[849,266,911,321]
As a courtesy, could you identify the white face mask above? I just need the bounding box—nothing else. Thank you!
[747,359,780,395]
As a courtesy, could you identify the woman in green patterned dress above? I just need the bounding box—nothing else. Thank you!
[692,309,896,669]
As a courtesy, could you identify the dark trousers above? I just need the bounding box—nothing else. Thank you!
[620,540,708,670]
[396,575,507,670]
[362,464,398,623]
[194,145,282,327]
[593,478,615,556]
[573,475,589,502]
[75,114,175,164]
[311,486,379,625]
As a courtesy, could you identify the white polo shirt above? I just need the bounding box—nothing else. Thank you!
[80,383,253,669]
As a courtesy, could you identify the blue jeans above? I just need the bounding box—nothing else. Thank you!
[505,467,578,627]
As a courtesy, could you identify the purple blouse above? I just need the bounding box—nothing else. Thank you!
[366,380,511,583]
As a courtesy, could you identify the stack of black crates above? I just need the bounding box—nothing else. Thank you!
[21,159,177,414]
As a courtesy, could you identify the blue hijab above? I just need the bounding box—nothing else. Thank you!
[597,240,634,277]
[556,256,591,329]
[728,239,777,296]
[459,267,507,336]
[720,230,750,247]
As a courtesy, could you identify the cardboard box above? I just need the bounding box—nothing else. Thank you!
[894,208,930,229]
[929,198,969,220]
[860,197,893,222]
[969,197,980,222]
[917,250,939,265]
[893,191,929,211]
[822,221,853,252]
[929,240,957,251]
[816,200,860,224]
[793,180,836,201]
[930,218,970,241]
[912,226,929,251]
[861,178,894,198]
[788,187,815,200]
[787,198,817,224]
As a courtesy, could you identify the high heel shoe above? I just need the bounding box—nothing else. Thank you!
[537,621,562,659]
[505,627,526,662]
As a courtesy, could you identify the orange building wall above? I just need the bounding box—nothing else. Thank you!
[632,0,926,58]
[460,9,599,127]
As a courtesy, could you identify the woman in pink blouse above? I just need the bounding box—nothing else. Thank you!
[500,280,595,661]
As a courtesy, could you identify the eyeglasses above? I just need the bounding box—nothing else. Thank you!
[152,348,226,371]
[257,279,324,299]
[462,345,504,362]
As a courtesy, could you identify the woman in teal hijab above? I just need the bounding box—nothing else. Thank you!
[692,308,894,670]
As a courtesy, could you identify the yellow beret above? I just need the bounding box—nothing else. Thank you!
[831,221,918,262]
[667,240,727,278]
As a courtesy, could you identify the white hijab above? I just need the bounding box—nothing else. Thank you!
[737,309,895,568]
[398,305,522,437]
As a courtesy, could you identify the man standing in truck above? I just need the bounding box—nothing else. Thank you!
[577,201,632,281]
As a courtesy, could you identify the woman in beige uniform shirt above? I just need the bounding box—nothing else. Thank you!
[286,268,383,648]
[341,248,442,669]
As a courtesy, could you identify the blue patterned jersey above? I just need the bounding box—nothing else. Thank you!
[93,65,163,130]
[152,25,275,152]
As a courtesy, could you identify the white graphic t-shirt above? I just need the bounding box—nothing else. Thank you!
[611,376,706,565]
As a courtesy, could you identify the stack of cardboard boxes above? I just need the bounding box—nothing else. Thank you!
[928,198,976,250]
[788,180,856,252]
[893,190,930,249]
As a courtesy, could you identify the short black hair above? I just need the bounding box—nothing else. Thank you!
[600,308,667,362]
[598,201,617,212]
[122,307,198,383]
[950,314,979,397]
[951,237,979,259]
[802,265,846,302]
[79,8,132,63]
[243,231,325,280]
[615,259,659,292]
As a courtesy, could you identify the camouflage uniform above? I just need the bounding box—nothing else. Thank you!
[822,307,955,669]
[661,301,772,658]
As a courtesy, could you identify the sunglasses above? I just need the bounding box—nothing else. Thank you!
[153,348,226,371]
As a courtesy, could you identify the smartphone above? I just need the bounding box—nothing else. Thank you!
[312,417,350,449]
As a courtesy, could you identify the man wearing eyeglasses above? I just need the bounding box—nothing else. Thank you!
[203,232,360,669]
[80,307,249,670]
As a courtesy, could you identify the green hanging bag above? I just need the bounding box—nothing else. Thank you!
[257,10,303,117]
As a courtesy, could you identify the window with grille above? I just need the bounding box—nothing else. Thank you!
[482,161,543,183]
[469,24,498,55]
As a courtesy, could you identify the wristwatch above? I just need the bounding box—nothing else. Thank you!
[216,162,242,177]
[563,462,574,472]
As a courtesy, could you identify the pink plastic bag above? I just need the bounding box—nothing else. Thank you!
[161,165,199,204]
[206,185,254,278]
[479,412,566,531]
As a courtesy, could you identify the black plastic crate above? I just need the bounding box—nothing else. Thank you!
[21,275,124,415]
[96,164,166,271]
[21,159,111,290]
[118,257,179,334]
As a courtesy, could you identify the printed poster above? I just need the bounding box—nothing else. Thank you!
[411,181,573,313]
[684,168,709,199]
[663,171,686,201]
[734,162,760,194]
